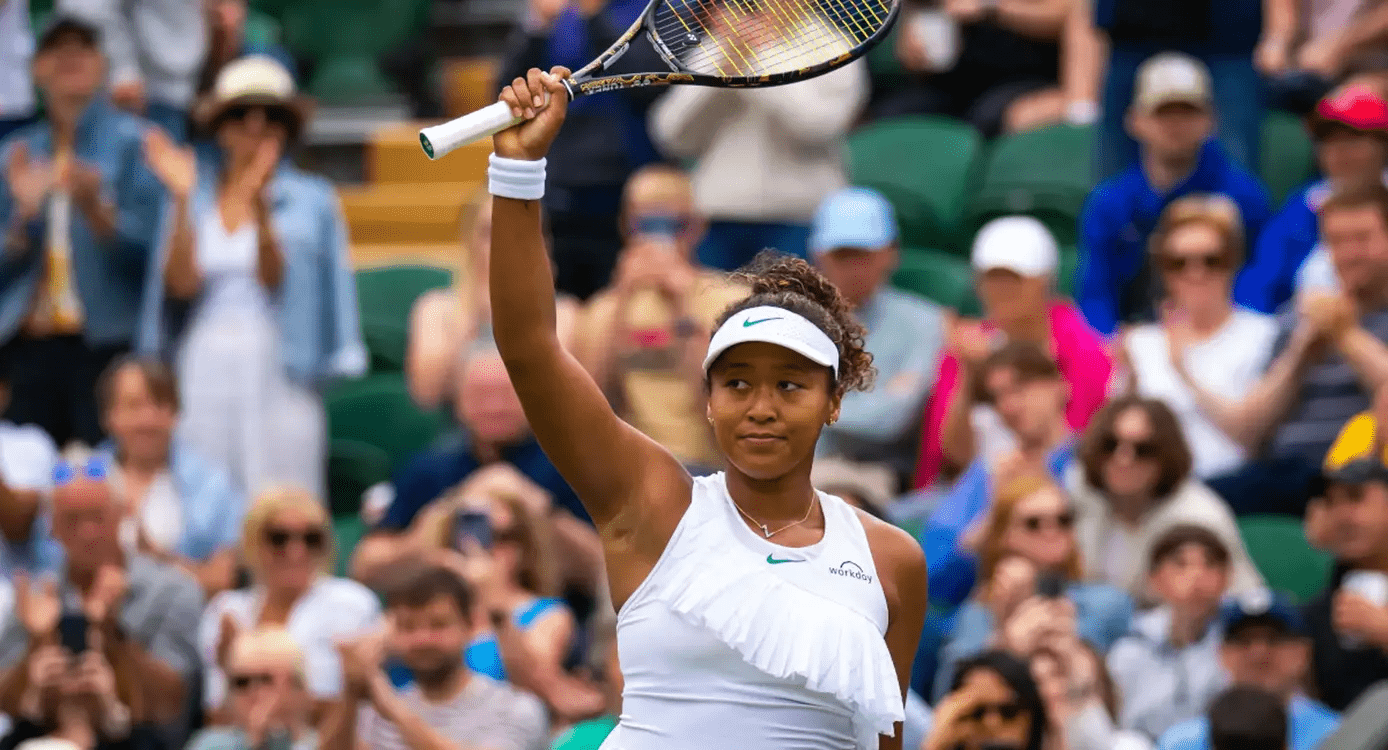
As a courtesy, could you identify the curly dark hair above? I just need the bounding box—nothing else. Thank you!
[710,251,875,397]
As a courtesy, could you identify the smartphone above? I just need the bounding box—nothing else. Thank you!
[1036,572,1067,599]
[453,510,493,551]
[58,613,88,654]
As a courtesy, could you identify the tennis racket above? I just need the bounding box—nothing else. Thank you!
[419,0,899,159]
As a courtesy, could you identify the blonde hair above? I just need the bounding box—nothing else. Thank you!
[229,626,307,680]
[1149,193,1247,269]
[240,487,334,577]
[977,474,1083,587]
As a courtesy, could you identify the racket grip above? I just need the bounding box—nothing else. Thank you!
[419,101,524,160]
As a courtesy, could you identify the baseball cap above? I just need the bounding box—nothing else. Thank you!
[1309,83,1388,138]
[36,14,101,52]
[809,187,898,256]
[1220,589,1306,638]
[1322,412,1388,485]
[971,216,1058,277]
[1133,52,1212,114]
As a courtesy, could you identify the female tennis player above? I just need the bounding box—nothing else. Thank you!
[486,66,928,750]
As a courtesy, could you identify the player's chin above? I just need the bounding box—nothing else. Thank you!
[726,442,805,481]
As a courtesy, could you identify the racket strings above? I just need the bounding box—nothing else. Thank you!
[652,0,892,77]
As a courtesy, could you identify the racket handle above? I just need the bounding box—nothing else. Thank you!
[419,101,524,160]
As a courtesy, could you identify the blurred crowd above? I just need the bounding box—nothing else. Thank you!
[2,0,1388,749]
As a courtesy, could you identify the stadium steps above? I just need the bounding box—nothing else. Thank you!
[339,182,474,245]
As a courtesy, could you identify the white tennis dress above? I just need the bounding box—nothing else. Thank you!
[602,472,903,750]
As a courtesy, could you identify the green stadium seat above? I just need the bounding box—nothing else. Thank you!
[1058,246,1080,298]
[327,439,392,517]
[1237,514,1333,602]
[356,266,452,372]
[332,514,367,576]
[1259,112,1318,207]
[325,373,445,472]
[965,124,1095,248]
[309,56,398,103]
[243,10,284,47]
[847,117,984,251]
[892,248,981,315]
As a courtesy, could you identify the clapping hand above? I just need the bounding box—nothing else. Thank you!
[945,312,994,368]
[6,143,54,222]
[336,630,387,697]
[15,573,61,641]
[83,565,127,628]
[143,129,197,200]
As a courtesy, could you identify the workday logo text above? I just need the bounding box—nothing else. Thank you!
[829,560,873,583]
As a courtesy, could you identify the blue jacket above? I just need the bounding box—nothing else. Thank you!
[0,98,164,346]
[1234,179,1327,314]
[136,150,367,386]
[1078,140,1271,335]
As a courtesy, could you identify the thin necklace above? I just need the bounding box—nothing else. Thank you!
[731,493,819,539]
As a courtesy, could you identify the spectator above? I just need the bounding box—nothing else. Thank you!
[1106,525,1232,741]
[322,566,548,750]
[1116,194,1279,480]
[1207,687,1289,750]
[186,627,317,750]
[1191,184,1388,516]
[0,629,140,750]
[139,55,366,501]
[1078,52,1271,336]
[94,355,244,597]
[1270,4,1388,87]
[548,620,620,750]
[0,466,204,742]
[923,650,1049,750]
[195,0,297,98]
[921,341,1079,608]
[0,15,165,450]
[386,478,603,723]
[406,191,579,410]
[354,345,594,584]
[58,0,207,141]
[1068,396,1263,598]
[497,0,664,300]
[1302,410,1388,711]
[871,0,1078,137]
[1236,79,1388,313]
[0,383,59,572]
[1158,591,1339,750]
[0,0,35,142]
[199,488,380,718]
[808,187,945,485]
[810,457,897,521]
[918,216,1111,487]
[649,57,866,270]
[933,474,1133,699]
[572,165,745,473]
[1093,0,1270,178]
[1030,638,1153,750]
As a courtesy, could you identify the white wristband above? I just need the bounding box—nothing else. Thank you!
[488,154,547,201]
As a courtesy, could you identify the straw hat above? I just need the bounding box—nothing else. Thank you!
[196,55,313,136]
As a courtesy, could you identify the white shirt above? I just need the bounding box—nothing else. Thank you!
[1124,310,1279,478]
[0,421,57,493]
[198,577,381,709]
[194,211,271,323]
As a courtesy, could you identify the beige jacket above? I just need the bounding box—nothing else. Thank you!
[648,60,867,224]
[1065,463,1265,601]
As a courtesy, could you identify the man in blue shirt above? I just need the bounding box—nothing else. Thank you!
[0,15,164,448]
[809,187,945,487]
[1078,52,1270,335]
[1157,591,1340,750]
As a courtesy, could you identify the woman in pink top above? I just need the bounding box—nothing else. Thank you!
[914,217,1113,489]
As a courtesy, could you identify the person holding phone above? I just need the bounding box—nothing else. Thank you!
[934,475,1132,700]
[924,650,1049,750]
[186,627,317,750]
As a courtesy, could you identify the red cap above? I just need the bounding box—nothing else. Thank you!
[1313,83,1388,133]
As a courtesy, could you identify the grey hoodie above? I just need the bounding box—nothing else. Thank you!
[1105,606,1230,742]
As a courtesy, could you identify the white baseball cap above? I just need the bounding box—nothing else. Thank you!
[703,306,839,375]
[1134,52,1212,114]
[971,216,1058,277]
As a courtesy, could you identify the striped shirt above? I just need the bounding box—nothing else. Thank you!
[357,674,547,750]
[1268,306,1388,462]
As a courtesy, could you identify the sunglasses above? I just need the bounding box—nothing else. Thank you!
[963,702,1024,723]
[53,457,108,486]
[230,672,274,691]
[1100,435,1159,460]
[263,526,325,552]
[631,215,693,238]
[1160,253,1230,274]
[1020,512,1075,532]
[222,104,298,131]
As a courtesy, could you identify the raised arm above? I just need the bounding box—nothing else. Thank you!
[489,68,690,528]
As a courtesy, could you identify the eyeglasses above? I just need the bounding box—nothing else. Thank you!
[230,672,274,691]
[263,526,326,552]
[1160,253,1230,274]
[963,702,1024,723]
[53,457,108,486]
[1100,435,1159,460]
[1020,511,1075,532]
[222,104,298,131]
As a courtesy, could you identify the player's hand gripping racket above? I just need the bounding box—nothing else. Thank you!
[419,0,899,159]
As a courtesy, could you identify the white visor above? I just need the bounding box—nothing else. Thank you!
[703,306,840,376]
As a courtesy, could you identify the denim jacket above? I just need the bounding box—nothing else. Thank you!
[136,149,367,386]
[0,98,164,346]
